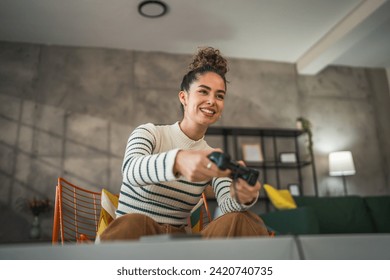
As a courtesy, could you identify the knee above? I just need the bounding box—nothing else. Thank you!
[220,211,265,225]
[219,211,251,219]
[100,213,152,241]
[117,213,150,226]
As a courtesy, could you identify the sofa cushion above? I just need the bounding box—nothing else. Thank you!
[263,184,297,210]
[364,196,390,233]
[294,196,375,234]
[260,207,320,235]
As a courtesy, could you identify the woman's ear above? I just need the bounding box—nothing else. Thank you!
[178,91,187,107]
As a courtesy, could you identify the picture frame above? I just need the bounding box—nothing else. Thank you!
[242,144,263,162]
[288,184,300,196]
[279,152,297,163]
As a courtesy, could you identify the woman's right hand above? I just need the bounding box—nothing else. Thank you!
[173,149,231,182]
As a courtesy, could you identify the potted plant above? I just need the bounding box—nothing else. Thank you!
[296,117,313,154]
[296,117,318,196]
[28,198,51,239]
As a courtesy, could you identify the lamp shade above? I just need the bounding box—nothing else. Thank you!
[329,151,356,176]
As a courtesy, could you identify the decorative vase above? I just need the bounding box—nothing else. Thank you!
[29,215,41,239]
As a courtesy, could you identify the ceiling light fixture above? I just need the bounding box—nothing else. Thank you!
[138,1,168,18]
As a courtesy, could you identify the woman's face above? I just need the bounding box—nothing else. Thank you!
[180,72,226,127]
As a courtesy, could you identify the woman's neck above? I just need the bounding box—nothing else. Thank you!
[179,119,208,141]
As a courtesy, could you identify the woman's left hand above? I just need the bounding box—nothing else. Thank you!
[229,161,261,205]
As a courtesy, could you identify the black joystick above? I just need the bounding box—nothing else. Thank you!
[207,151,260,186]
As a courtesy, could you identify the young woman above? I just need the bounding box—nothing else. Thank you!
[100,47,269,240]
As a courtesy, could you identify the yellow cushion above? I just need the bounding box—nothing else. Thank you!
[188,198,204,233]
[264,184,297,210]
[97,189,119,237]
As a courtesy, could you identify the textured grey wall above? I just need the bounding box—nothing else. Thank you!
[0,41,389,243]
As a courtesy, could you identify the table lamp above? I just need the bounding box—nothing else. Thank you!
[329,151,356,195]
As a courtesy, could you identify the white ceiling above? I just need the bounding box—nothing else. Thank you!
[0,0,389,74]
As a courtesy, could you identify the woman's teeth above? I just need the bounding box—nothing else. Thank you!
[201,108,215,114]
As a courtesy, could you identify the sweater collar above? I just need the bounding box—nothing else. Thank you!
[172,122,205,148]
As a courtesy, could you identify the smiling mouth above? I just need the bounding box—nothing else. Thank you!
[200,108,216,116]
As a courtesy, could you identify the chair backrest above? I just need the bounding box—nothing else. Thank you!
[52,177,101,245]
[188,192,213,233]
[52,177,213,244]
[200,192,212,230]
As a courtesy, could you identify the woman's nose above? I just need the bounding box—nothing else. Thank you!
[207,95,216,104]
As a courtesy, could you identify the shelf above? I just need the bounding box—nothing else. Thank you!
[207,126,305,137]
[245,161,312,169]
[205,126,319,205]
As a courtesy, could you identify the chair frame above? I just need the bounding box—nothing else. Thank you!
[52,177,212,244]
[200,192,212,230]
[52,177,102,244]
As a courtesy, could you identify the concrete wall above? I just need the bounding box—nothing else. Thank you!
[1,41,389,243]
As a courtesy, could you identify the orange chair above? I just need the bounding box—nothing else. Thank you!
[52,177,212,244]
[188,192,212,233]
[52,177,101,244]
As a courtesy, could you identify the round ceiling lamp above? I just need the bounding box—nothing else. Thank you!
[138,1,168,18]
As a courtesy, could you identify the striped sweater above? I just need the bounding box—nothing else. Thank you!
[116,122,255,225]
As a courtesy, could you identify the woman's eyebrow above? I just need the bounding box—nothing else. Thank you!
[198,84,225,94]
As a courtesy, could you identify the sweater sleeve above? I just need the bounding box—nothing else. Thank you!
[212,177,259,213]
[122,123,179,187]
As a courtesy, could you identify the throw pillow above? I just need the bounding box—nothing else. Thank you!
[96,189,119,237]
[264,184,297,210]
[188,198,205,233]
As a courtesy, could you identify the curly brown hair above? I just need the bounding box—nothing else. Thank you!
[181,47,228,92]
[189,46,228,76]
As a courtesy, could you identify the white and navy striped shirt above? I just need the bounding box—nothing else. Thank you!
[116,122,255,225]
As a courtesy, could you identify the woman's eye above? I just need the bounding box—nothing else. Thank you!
[199,90,208,95]
[217,94,225,100]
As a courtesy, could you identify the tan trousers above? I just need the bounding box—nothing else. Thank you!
[99,211,270,241]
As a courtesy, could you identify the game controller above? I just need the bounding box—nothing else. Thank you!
[207,151,260,186]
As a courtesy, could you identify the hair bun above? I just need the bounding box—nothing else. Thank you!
[189,47,228,76]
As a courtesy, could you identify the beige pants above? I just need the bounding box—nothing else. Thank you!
[100,211,270,241]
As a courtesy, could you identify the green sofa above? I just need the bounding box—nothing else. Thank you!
[260,196,390,235]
